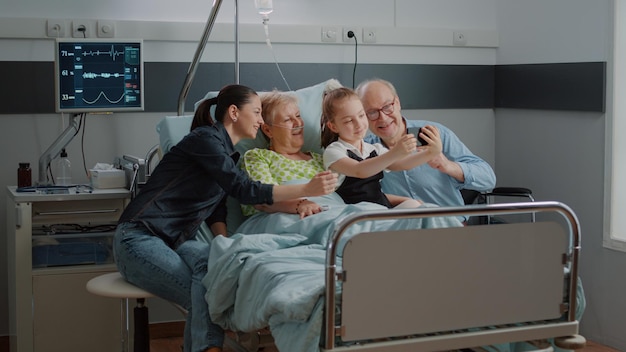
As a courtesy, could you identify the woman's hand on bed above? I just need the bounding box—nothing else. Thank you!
[296,199,326,219]
[304,171,338,197]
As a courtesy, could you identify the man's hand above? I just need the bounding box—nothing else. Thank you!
[416,125,442,156]
[428,153,465,182]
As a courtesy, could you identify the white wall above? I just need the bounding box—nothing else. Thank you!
[0,0,498,336]
[495,0,625,350]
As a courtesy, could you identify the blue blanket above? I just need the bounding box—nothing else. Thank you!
[202,198,585,352]
[203,200,463,352]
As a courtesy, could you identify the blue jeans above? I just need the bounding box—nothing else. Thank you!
[113,222,223,352]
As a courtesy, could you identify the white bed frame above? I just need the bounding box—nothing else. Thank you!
[322,201,584,351]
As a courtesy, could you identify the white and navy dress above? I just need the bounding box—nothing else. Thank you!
[323,139,392,208]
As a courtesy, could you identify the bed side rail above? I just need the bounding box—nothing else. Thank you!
[323,201,582,350]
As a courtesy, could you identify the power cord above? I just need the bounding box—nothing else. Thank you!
[77,25,87,38]
[347,30,358,89]
[79,112,89,178]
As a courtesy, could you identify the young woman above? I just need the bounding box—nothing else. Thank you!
[321,87,441,208]
[114,84,336,352]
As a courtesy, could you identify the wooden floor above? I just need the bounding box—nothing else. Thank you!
[150,335,620,352]
[0,327,617,352]
[578,341,621,352]
[149,323,278,352]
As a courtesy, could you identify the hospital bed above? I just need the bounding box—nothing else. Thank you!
[155,79,585,352]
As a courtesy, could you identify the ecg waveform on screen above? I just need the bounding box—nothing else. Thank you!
[57,41,142,112]
[80,45,125,61]
[82,91,126,105]
[82,72,124,79]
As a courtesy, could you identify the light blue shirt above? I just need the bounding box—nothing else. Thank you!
[364,119,496,212]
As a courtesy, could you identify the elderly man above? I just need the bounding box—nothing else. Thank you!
[356,78,496,213]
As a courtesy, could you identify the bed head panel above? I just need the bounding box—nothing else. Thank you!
[339,221,567,342]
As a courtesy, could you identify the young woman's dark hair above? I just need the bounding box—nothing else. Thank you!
[191,84,258,131]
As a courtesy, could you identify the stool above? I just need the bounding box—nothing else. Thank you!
[87,272,154,352]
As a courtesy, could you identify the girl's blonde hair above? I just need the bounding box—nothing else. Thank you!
[320,87,359,148]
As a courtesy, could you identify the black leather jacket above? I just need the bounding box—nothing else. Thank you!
[119,123,273,248]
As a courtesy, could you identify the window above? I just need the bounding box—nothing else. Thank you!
[605,0,626,250]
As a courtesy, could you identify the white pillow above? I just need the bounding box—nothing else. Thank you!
[156,115,194,154]
[194,78,342,156]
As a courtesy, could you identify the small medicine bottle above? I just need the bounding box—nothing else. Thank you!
[18,163,32,188]
[55,149,72,186]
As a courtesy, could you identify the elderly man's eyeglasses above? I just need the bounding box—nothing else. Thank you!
[365,101,395,121]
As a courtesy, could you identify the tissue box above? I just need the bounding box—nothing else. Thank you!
[90,169,126,189]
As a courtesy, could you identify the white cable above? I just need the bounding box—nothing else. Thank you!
[262,18,291,91]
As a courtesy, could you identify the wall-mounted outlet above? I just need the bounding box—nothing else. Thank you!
[363,27,377,44]
[321,26,338,43]
[97,20,115,38]
[343,27,358,43]
[46,19,66,38]
[453,31,467,46]
[72,20,94,38]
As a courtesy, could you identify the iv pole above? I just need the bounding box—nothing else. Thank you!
[177,0,241,116]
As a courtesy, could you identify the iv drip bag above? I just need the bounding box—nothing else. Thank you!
[255,0,273,15]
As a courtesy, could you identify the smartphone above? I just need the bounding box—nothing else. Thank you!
[407,127,428,146]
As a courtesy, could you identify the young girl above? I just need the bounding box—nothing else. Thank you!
[321,87,442,208]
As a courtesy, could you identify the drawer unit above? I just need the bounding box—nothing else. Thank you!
[6,186,130,352]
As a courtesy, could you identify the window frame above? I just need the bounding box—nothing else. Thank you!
[604,0,626,251]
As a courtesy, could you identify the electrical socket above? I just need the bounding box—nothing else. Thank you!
[321,26,338,43]
[343,27,358,42]
[46,19,66,38]
[453,31,467,46]
[72,20,93,38]
[97,20,115,38]
[362,27,377,44]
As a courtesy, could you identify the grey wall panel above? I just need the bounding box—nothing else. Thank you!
[0,61,604,114]
[145,62,237,114]
[371,64,495,109]
[0,62,495,114]
[0,62,55,114]
[495,62,606,112]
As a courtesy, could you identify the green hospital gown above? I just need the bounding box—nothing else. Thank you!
[241,148,325,216]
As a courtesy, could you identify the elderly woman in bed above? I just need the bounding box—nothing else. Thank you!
[241,91,329,218]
